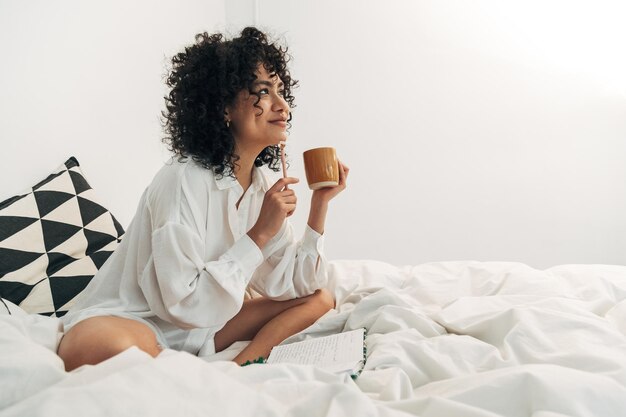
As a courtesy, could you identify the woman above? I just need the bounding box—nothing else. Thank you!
[58,27,349,371]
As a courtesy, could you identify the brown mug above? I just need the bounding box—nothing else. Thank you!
[302,147,339,190]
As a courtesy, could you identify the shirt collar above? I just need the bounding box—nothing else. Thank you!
[214,166,268,192]
[213,170,238,190]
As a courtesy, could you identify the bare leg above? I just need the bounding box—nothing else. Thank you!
[57,316,162,372]
[214,288,335,365]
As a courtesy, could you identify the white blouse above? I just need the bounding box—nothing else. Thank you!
[63,158,328,342]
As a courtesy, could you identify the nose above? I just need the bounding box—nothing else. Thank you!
[272,94,290,116]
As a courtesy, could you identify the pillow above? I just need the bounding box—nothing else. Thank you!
[0,157,124,317]
[1,297,22,315]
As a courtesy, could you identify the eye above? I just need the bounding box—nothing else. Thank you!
[257,88,270,95]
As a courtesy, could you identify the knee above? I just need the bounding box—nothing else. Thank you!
[57,324,110,371]
[110,326,160,356]
[58,317,161,371]
[309,288,335,314]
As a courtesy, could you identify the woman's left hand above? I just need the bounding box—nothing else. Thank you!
[311,160,349,204]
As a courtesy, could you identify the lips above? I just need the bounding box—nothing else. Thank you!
[269,119,287,128]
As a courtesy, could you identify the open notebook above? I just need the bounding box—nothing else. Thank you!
[267,328,366,378]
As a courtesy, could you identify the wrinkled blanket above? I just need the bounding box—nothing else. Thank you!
[1,260,625,416]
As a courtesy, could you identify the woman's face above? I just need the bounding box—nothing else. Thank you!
[226,65,290,152]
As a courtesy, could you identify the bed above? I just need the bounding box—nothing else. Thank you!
[2,158,625,417]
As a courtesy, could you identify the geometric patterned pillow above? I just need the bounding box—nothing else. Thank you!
[0,157,124,317]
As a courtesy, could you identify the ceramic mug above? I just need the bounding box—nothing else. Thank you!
[302,147,339,190]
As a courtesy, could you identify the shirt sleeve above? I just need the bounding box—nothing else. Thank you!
[138,166,263,330]
[144,224,263,329]
[248,222,329,300]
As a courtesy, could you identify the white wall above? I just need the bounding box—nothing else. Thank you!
[2,0,625,268]
[0,0,225,226]
[254,0,626,268]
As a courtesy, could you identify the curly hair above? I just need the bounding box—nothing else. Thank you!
[162,27,297,178]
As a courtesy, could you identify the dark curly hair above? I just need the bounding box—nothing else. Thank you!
[162,27,297,178]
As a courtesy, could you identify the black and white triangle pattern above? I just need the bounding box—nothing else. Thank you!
[0,157,124,317]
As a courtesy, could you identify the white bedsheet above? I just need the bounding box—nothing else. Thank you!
[1,260,625,416]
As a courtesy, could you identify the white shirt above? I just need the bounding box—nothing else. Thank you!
[63,158,327,343]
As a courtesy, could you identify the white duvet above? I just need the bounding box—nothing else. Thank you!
[1,260,625,417]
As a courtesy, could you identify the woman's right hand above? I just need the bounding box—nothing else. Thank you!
[247,177,299,249]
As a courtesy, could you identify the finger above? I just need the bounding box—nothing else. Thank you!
[281,195,297,204]
[268,177,300,193]
[272,191,296,202]
[277,189,297,197]
[283,203,297,214]
[273,193,297,205]
[338,161,348,184]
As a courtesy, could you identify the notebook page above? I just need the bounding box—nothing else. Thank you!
[267,328,364,370]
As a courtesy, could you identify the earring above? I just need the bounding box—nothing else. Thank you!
[226,119,231,128]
